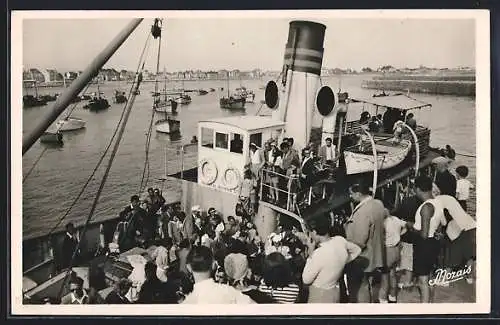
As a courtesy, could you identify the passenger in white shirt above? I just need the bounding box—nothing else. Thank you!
[455,165,474,211]
[302,217,361,303]
[379,209,410,303]
[249,143,265,181]
[182,246,255,304]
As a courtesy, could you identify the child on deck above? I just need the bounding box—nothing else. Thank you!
[379,208,411,303]
[455,165,474,212]
[239,169,257,216]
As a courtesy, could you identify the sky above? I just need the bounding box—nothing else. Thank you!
[22,16,476,72]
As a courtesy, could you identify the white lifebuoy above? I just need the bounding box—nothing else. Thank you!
[199,159,218,185]
[222,166,242,190]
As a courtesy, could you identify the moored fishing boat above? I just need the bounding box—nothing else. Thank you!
[39,94,58,102]
[113,90,127,104]
[198,89,208,95]
[155,117,181,134]
[23,95,47,108]
[175,93,192,105]
[84,97,110,111]
[153,98,178,114]
[234,86,255,103]
[220,96,246,110]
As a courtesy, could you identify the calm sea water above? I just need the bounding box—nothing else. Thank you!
[22,75,477,239]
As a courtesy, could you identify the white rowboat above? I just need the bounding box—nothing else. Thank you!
[344,138,412,175]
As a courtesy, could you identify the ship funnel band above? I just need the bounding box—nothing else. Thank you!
[283,47,324,75]
[316,86,337,117]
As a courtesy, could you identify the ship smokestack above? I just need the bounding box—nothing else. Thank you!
[270,21,327,150]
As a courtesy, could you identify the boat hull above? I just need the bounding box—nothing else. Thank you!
[344,139,412,175]
[23,95,47,108]
[56,118,86,131]
[40,132,63,144]
[220,98,246,110]
[85,99,110,111]
[175,97,191,105]
[155,119,181,134]
[114,96,127,104]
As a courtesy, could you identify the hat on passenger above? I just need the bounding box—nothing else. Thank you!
[191,205,201,212]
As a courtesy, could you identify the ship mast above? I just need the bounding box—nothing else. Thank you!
[22,18,144,155]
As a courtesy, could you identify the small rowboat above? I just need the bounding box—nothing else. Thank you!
[343,138,412,175]
[56,117,86,131]
[40,131,63,145]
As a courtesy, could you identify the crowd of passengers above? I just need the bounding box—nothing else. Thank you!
[41,146,475,305]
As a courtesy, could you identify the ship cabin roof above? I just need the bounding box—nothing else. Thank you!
[350,94,432,111]
[199,115,285,133]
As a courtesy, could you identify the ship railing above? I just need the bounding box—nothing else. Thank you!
[158,142,198,182]
[259,168,331,213]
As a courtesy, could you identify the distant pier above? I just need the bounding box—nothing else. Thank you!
[362,74,475,97]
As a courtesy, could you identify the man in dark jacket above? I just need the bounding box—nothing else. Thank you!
[61,222,79,270]
[117,195,148,251]
[434,160,457,197]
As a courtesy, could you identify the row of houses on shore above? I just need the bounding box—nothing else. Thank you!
[22,67,267,84]
[23,65,475,85]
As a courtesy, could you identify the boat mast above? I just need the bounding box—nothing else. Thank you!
[22,18,144,155]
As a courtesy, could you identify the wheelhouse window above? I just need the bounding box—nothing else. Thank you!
[249,133,262,148]
[230,133,244,154]
[215,132,229,150]
[201,127,214,148]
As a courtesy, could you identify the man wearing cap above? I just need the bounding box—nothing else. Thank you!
[224,253,275,303]
[182,246,255,304]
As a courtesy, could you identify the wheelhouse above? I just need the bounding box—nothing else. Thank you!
[198,116,285,195]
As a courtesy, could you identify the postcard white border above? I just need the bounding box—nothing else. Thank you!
[11,9,491,315]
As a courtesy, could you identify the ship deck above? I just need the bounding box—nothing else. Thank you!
[300,148,443,221]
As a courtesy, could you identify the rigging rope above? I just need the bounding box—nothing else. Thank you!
[57,67,146,300]
[139,18,163,195]
[46,32,153,239]
[57,76,144,300]
[56,21,155,300]
[22,147,48,183]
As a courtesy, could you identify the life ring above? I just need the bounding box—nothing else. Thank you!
[199,159,218,185]
[222,166,242,190]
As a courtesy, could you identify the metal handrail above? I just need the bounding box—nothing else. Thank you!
[259,168,330,210]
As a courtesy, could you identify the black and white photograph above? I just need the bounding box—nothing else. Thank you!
[11,10,490,315]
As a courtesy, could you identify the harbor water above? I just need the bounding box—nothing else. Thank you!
[22,75,477,240]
